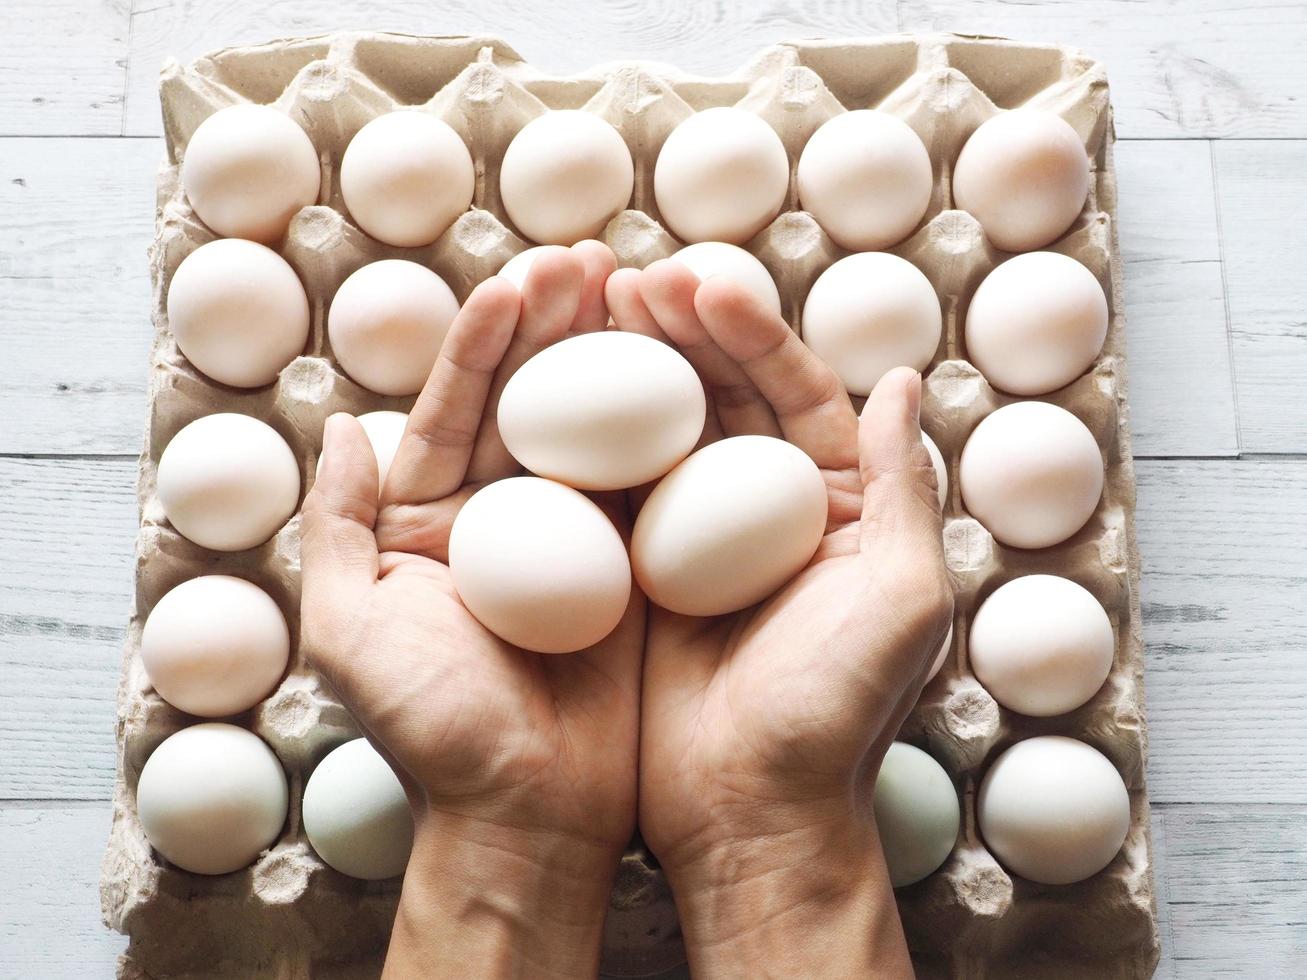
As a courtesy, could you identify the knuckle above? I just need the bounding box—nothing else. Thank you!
[881,558,954,629]
[412,413,480,454]
[711,380,766,410]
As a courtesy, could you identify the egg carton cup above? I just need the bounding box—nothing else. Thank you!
[102,31,1157,979]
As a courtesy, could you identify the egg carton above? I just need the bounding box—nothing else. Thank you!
[101,31,1157,980]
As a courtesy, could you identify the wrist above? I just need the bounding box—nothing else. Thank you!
[384,811,622,979]
[659,805,912,979]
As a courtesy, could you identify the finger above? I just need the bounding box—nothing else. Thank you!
[605,266,665,339]
[304,413,380,589]
[382,277,521,508]
[694,276,858,472]
[857,367,945,561]
[301,415,381,685]
[571,239,618,334]
[639,259,781,439]
[466,247,586,481]
[607,265,726,447]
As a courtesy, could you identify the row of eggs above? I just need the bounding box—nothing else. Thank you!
[174,101,1104,411]
[183,102,1090,254]
[138,720,1129,891]
[142,567,1113,725]
[157,378,1104,572]
[168,238,1108,401]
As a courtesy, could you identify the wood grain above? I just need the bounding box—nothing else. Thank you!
[1152,806,1307,977]
[1115,140,1237,457]
[899,0,1307,138]
[0,137,159,454]
[0,805,127,978]
[0,1,131,136]
[1213,140,1307,455]
[1137,459,1307,805]
[0,458,137,800]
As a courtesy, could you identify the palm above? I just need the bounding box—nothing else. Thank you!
[331,541,639,840]
[302,244,641,850]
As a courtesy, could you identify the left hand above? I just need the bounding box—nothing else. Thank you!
[607,260,953,976]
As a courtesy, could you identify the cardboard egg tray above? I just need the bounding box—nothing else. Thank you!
[101,31,1158,979]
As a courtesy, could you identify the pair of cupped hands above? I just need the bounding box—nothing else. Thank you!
[302,241,953,979]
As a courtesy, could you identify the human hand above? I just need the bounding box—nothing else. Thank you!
[302,243,644,980]
[607,261,953,977]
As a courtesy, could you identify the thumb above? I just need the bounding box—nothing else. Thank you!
[858,367,944,562]
[302,413,380,600]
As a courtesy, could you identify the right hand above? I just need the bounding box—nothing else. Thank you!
[302,244,645,979]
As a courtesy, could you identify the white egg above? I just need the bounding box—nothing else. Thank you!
[802,253,941,396]
[141,576,289,717]
[166,239,309,389]
[341,111,474,247]
[874,742,960,887]
[498,333,706,491]
[969,575,1114,716]
[959,402,1103,550]
[500,111,634,245]
[797,110,933,251]
[966,252,1108,395]
[157,414,300,552]
[137,723,288,875]
[926,622,953,683]
[922,430,947,511]
[921,434,950,682]
[327,260,460,396]
[303,739,414,881]
[631,436,828,617]
[356,411,408,487]
[654,108,789,245]
[953,109,1090,252]
[978,736,1130,885]
[669,241,782,316]
[496,245,551,289]
[180,104,320,244]
[313,411,407,489]
[449,477,632,653]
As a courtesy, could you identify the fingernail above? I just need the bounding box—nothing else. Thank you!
[906,370,922,424]
[322,413,347,458]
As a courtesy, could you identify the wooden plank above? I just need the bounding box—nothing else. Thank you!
[0,458,137,800]
[0,137,159,454]
[899,0,1307,138]
[0,805,126,978]
[1153,806,1307,977]
[7,802,1302,978]
[1137,459,1307,805]
[121,0,900,136]
[1212,140,1307,455]
[1115,140,1237,457]
[0,1,131,136]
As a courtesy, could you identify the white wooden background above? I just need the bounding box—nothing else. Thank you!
[1,1,1304,976]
